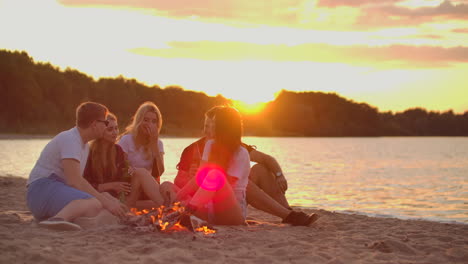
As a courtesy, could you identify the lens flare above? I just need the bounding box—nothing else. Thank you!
[196,164,226,191]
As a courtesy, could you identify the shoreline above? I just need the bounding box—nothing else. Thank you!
[0,134,54,139]
[2,175,467,263]
[275,206,468,227]
[1,133,468,140]
[6,174,467,226]
[333,209,468,226]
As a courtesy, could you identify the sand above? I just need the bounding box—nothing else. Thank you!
[1,175,467,264]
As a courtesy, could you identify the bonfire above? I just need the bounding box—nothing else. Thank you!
[122,202,217,236]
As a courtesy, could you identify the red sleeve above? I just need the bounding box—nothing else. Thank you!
[176,146,193,172]
[176,138,205,171]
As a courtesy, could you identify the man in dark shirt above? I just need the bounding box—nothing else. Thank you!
[172,106,318,226]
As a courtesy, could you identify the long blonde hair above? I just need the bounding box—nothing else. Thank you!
[122,101,163,160]
[89,113,118,183]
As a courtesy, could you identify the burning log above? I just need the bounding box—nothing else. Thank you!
[122,203,217,236]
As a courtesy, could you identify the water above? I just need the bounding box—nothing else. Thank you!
[1,137,467,224]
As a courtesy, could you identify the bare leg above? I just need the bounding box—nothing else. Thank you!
[188,175,244,225]
[127,169,164,208]
[176,176,200,202]
[160,181,179,206]
[72,193,120,228]
[54,198,102,221]
[249,164,291,209]
[126,177,141,207]
[246,180,291,219]
[73,208,120,229]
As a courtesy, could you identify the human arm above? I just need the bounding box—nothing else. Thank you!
[152,141,165,177]
[174,169,190,189]
[200,141,249,187]
[249,149,288,192]
[177,141,203,183]
[97,182,131,193]
[62,159,127,217]
[146,124,164,177]
[225,147,250,187]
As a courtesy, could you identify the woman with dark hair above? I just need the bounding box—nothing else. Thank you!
[175,106,250,225]
[167,106,319,226]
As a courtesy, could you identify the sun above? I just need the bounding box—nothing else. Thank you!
[232,100,267,115]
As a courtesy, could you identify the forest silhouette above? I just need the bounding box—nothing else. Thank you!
[1,49,467,136]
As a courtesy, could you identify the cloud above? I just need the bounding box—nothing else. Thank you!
[315,1,468,30]
[375,0,468,18]
[352,0,468,29]
[317,0,403,8]
[58,0,304,25]
[129,41,468,68]
[412,34,444,39]
[452,28,468,33]
[58,0,468,31]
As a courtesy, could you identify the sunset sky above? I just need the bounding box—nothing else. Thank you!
[1,0,467,113]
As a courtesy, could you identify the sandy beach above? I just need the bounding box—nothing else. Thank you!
[1,175,467,264]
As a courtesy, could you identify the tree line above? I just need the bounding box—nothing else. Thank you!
[1,49,467,136]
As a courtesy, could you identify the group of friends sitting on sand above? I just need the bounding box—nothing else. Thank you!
[26,101,319,231]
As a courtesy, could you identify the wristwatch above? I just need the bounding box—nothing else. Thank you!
[275,171,283,177]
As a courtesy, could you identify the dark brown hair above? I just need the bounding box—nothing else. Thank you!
[88,113,118,184]
[205,106,224,119]
[208,106,243,171]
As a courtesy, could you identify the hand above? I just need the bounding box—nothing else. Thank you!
[106,182,132,194]
[128,166,135,176]
[103,197,128,218]
[276,175,288,193]
[144,124,159,141]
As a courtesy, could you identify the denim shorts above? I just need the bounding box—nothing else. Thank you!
[234,190,247,221]
[26,174,94,221]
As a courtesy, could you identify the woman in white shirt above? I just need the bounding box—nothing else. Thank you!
[118,101,165,183]
[177,106,250,225]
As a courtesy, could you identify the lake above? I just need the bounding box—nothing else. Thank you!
[1,137,467,224]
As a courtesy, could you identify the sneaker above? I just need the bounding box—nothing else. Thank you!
[38,217,82,231]
[306,213,320,225]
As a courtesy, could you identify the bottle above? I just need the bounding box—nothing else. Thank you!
[119,160,132,203]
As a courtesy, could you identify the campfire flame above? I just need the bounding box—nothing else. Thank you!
[127,203,216,235]
[131,208,149,215]
[195,226,217,235]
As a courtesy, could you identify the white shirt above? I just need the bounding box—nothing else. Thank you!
[118,134,164,171]
[28,127,89,185]
[202,139,250,214]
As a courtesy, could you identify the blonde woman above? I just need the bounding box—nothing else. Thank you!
[118,102,165,183]
[84,113,164,208]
